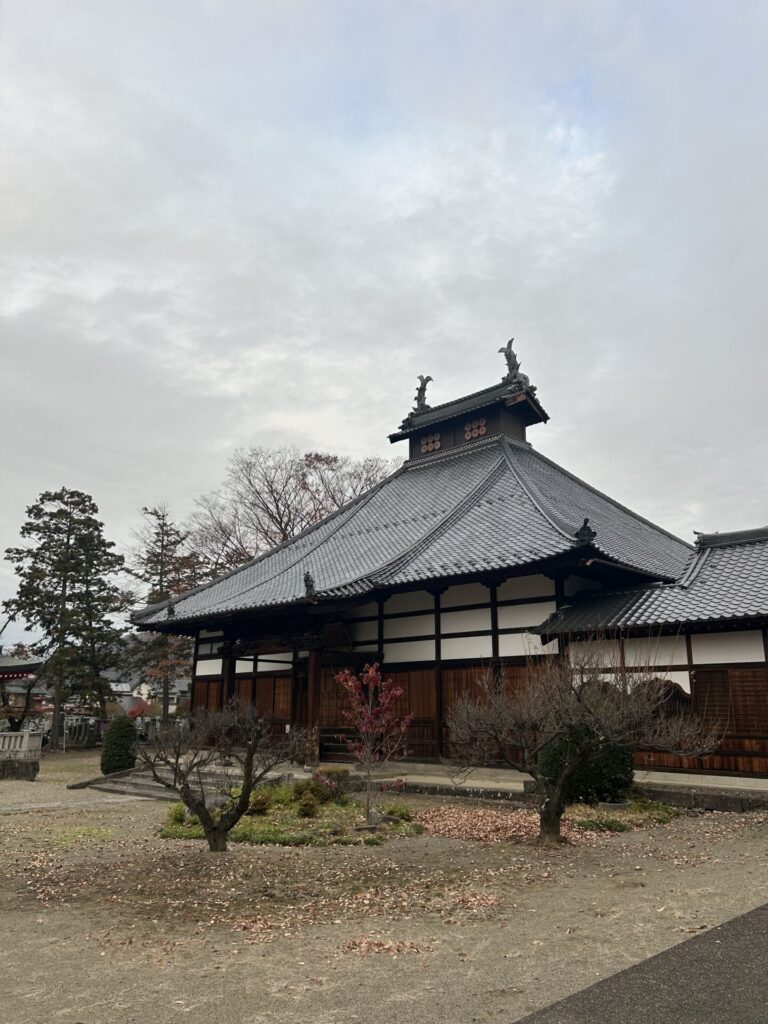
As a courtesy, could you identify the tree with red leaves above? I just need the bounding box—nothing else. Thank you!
[337,663,413,823]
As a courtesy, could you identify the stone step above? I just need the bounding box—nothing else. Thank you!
[89,781,179,801]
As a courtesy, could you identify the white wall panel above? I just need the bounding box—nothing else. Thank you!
[691,631,765,664]
[383,640,435,663]
[441,635,493,660]
[384,590,434,613]
[624,636,688,669]
[384,614,434,639]
[499,633,558,657]
[199,630,224,639]
[498,601,557,630]
[195,659,222,677]
[442,582,490,607]
[236,659,254,673]
[349,619,378,642]
[663,670,692,694]
[441,607,492,634]
[257,652,292,673]
[497,575,555,600]
[569,639,621,663]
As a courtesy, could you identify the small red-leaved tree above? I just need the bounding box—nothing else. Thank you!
[337,663,413,823]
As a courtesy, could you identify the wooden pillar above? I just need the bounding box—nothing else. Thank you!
[307,648,321,761]
[377,597,385,664]
[489,581,501,683]
[434,589,444,759]
[222,642,236,706]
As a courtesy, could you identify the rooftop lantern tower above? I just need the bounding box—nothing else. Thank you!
[388,338,549,460]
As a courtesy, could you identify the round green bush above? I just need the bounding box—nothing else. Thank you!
[539,730,634,805]
[249,789,272,815]
[297,791,319,818]
[100,716,138,775]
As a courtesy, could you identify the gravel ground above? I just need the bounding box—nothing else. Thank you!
[2,755,768,1024]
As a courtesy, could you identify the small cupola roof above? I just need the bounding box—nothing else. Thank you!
[389,339,548,459]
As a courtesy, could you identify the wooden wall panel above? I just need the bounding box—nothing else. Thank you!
[192,679,223,712]
[235,678,254,705]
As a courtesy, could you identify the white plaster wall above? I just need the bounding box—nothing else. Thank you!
[441,582,490,607]
[257,652,292,673]
[236,659,254,673]
[441,607,492,634]
[691,631,766,664]
[499,633,558,657]
[497,575,555,600]
[568,639,622,664]
[384,614,434,639]
[441,635,493,660]
[383,639,436,663]
[663,670,692,695]
[624,636,688,669]
[349,619,378,642]
[195,659,223,677]
[384,590,434,613]
[498,601,557,630]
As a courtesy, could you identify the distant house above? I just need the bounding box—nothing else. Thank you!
[0,651,47,725]
[133,343,768,775]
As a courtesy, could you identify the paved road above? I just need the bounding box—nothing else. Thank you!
[519,903,768,1024]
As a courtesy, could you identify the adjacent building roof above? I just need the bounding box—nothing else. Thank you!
[0,654,42,679]
[134,434,692,630]
[537,527,768,636]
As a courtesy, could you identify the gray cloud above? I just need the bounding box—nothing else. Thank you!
[2,1,767,642]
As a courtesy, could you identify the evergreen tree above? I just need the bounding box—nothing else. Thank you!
[129,506,201,724]
[3,488,127,745]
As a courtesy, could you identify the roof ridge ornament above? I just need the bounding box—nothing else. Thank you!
[574,517,597,545]
[413,374,433,412]
[304,570,317,601]
[498,338,532,393]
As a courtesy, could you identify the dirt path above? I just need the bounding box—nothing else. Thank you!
[1,783,767,1024]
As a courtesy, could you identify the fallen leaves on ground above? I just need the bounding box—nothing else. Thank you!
[342,936,432,956]
[415,805,595,844]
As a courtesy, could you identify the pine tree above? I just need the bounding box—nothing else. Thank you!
[129,506,201,724]
[3,488,127,746]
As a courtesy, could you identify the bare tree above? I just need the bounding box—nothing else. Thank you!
[139,701,308,851]
[188,447,398,575]
[447,644,718,843]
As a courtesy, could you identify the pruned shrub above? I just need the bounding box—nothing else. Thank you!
[293,778,330,803]
[539,730,634,805]
[167,802,186,825]
[100,716,137,775]
[313,767,351,802]
[297,791,319,818]
[383,802,412,821]
[249,789,272,815]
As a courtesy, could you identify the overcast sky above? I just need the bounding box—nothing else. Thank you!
[2,1,767,644]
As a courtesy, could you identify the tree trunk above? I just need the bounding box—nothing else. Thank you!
[49,673,63,752]
[365,770,372,823]
[538,786,565,843]
[205,828,228,852]
[162,668,170,728]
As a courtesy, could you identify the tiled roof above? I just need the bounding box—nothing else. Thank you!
[133,435,692,629]
[537,528,768,635]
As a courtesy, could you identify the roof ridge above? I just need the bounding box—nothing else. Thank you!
[132,463,407,624]
[333,453,507,593]
[499,439,578,542]
[677,547,710,589]
[515,442,693,552]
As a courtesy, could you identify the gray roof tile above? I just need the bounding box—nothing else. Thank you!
[134,436,692,628]
[537,529,768,634]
